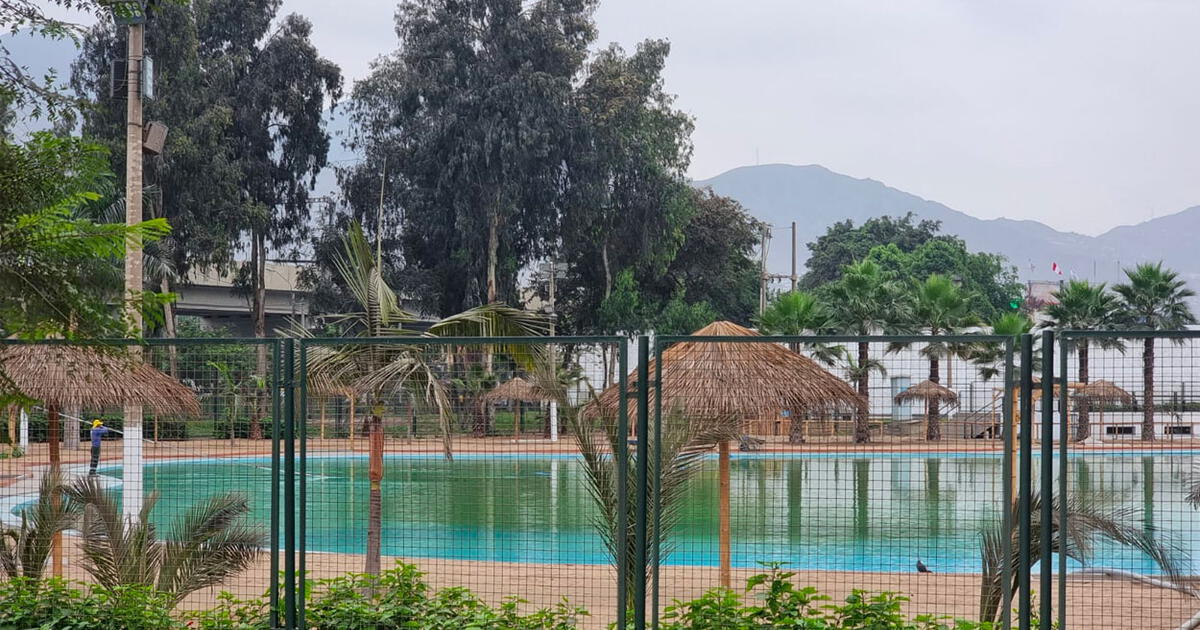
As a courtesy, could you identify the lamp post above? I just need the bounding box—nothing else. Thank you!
[101,0,153,520]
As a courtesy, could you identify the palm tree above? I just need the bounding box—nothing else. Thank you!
[1113,263,1197,441]
[0,468,77,579]
[64,476,262,605]
[290,221,546,575]
[823,261,907,443]
[906,274,979,441]
[1041,280,1122,442]
[756,291,843,443]
[978,491,1185,624]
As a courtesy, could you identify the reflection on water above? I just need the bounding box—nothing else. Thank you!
[131,452,1200,574]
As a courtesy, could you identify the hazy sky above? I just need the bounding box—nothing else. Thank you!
[41,0,1200,235]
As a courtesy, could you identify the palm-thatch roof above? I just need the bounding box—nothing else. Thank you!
[894,379,960,407]
[0,344,200,416]
[1075,380,1134,405]
[589,321,860,421]
[482,377,553,403]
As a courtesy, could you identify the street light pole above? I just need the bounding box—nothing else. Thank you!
[122,17,146,522]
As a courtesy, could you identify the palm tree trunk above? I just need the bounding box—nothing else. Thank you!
[486,210,500,304]
[854,341,871,443]
[1076,342,1091,442]
[927,356,941,441]
[1142,337,1155,441]
[365,413,384,575]
[47,403,62,577]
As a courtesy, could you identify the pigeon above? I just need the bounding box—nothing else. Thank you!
[916,560,933,574]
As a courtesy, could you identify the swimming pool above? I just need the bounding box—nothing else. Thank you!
[73,451,1200,574]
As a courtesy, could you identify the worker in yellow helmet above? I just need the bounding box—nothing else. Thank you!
[88,419,109,476]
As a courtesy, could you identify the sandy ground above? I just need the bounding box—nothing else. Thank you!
[49,543,1196,630]
[7,436,1200,629]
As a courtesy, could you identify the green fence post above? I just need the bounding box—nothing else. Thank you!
[1040,331,1054,627]
[298,342,308,629]
[1019,333,1033,630]
[1058,334,1069,630]
[1001,340,1015,630]
[270,341,282,629]
[617,340,629,627]
[651,335,663,630]
[634,336,650,630]
[283,339,296,629]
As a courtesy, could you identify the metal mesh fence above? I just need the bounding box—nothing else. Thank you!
[1057,332,1200,630]
[647,334,1017,629]
[5,332,1200,629]
[297,337,627,628]
[0,339,281,614]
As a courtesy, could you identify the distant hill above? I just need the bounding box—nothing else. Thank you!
[694,164,1200,289]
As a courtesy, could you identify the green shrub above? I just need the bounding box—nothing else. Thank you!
[0,577,182,630]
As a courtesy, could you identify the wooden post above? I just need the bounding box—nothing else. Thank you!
[719,439,732,589]
[48,404,62,577]
[319,397,327,440]
[514,401,522,438]
[348,396,356,451]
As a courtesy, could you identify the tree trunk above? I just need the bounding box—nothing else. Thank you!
[471,397,490,437]
[601,242,612,300]
[365,413,384,575]
[854,341,871,443]
[1075,341,1091,442]
[1142,337,1155,441]
[6,405,15,448]
[64,404,80,451]
[251,231,267,441]
[927,355,942,441]
[160,276,178,443]
[486,210,500,304]
[47,403,62,577]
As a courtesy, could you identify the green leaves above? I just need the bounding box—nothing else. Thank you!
[1113,262,1197,331]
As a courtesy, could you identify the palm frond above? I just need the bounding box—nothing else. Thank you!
[0,467,78,579]
[156,493,263,604]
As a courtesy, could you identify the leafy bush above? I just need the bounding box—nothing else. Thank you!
[0,577,182,630]
[190,564,588,630]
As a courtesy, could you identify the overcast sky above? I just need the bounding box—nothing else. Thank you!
[41,0,1200,236]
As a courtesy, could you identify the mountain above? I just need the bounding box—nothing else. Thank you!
[694,164,1200,288]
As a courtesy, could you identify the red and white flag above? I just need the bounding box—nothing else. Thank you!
[1051,262,1063,275]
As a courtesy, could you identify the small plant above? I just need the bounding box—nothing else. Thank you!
[0,577,182,630]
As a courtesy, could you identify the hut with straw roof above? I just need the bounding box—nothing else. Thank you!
[589,320,861,588]
[483,377,554,438]
[1075,380,1134,441]
[0,343,200,576]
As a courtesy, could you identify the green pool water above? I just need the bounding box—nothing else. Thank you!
[96,451,1200,574]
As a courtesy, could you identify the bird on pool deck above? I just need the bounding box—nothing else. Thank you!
[916,559,933,573]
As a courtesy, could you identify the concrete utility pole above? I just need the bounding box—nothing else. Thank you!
[122,19,146,521]
[790,221,797,292]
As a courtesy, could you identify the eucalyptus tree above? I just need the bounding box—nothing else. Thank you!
[1113,263,1196,441]
[821,260,906,443]
[1041,280,1122,441]
[342,0,592,316]
[290,221,546,575]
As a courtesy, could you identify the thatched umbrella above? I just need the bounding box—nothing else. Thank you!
[895,379,960,439]
[0,343,199,576]
[483,377,554,438]
[591,320,860,587]
[1075,380,1134,440]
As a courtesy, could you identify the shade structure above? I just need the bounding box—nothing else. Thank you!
[0,343,199,578]
[590,320,861,421]
[587,320,861,589]
[894,379,960,408]
[483,376,554,404]
[0,344,200,416]
[1074,380,1134,405]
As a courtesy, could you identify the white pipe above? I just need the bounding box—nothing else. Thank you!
[122,404,143,521]
[18,408,28,451]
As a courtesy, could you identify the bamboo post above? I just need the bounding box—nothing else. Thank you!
[719,439,732,589]
[320,397,327,441]
[514,401,522,439]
